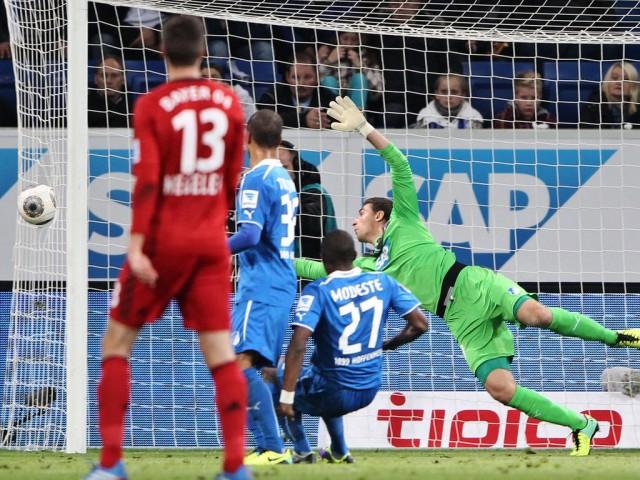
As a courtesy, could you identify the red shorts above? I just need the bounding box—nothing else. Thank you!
[110,253,231,332]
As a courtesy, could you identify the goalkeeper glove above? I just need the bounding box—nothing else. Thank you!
[327,96,374,138]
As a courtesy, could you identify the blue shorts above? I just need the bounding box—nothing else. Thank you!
[278,365,378,418]
[231,299,291,367]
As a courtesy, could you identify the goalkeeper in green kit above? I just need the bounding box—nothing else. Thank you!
[295,96,640,456]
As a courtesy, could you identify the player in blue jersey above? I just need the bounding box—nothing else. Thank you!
[228,109,299,466]
[272,229,428,463]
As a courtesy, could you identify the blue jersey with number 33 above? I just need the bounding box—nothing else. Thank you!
[235,159,299,304]
[293,268,420,389]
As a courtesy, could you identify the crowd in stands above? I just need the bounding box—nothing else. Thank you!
[1,1,640,129]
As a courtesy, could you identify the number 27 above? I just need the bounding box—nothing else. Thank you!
[338,296,383,355]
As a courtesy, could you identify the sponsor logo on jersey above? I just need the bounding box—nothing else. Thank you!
[241,189,259,209]
[296,295,314,313]
[508,286,521,295]
[375,244,390,270]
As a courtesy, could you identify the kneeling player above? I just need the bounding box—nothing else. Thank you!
[272,229,428,463]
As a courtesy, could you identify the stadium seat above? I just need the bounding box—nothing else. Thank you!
[623,44,640,61]
[541,60,627,125]
[233,59,279,82]
[231,59,281,102]
[463,61,535,122]
[0,85,16,107]
[129,73,166,95]
[122,59,166,86]
[0,60,14,86]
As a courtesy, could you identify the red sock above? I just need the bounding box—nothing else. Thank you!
[212,361,248,473]
[98,356,130,468]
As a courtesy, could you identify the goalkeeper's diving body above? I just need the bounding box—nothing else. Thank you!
[295,96,640,456]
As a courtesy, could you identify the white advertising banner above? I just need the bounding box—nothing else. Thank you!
[1,129,640,281]
[317,391,640,449]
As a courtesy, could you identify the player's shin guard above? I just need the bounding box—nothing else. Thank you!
[98,357,130,469]
[212,362,248,474]
[549,308,618,345]
[508,385,586,431]
[243,368,284,453]
[322,416,349,458]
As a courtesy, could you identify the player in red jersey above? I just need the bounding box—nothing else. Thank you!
[85,15,251,480]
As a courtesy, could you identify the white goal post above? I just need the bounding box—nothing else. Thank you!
[2,0,640,453]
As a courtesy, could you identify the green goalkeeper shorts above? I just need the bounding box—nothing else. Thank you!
[443,265,534,375]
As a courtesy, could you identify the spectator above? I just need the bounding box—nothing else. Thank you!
[201,61,256,120]
[88,55,131,128]
[363,1,465,127]
[258,54,334,129]
[0,4,11,59]
[119,8,164,59]
[317,31,383,110]
[415,74,483,129]
[204,19,273,62]
[0,5,16,127]
[494,72,556,129]
[278,140,336,260]
[88,3,128,59]
[580,61,640,128]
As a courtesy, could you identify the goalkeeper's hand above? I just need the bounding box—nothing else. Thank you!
[327,96,374,137]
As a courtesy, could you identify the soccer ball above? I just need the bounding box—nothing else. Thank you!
[18,185,57,225]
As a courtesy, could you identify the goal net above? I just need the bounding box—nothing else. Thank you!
[2,0,640,452]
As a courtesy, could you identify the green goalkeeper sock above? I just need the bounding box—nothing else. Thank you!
[549,307,618,345]
[508,385,586,431]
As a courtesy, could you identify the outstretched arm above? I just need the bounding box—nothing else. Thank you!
[327,96,420,221]
[296,256,377,280]
[327,95,388,148]
[295,258,327,280]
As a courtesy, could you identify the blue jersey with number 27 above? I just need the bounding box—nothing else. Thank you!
[293,267,420,390]
[235,159,298,304]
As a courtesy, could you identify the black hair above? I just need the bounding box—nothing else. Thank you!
[280,139,300,167]
[363,197,393,222]
[322,229,357,268]
[247,110,283,148]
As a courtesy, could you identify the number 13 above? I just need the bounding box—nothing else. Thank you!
[172,108,228,174]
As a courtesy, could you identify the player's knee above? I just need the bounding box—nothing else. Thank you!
[517,301,552,328]
[537,306,553,327]
[484,373,516,405]
[101,319,137,359]
[262,367,277,383]
[235,352,255,370]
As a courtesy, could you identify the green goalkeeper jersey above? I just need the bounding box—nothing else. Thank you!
[295,143,456,313]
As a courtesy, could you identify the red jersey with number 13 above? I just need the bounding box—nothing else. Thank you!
[131,78,244,255]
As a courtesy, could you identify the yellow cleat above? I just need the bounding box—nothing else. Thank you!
[243,449,261,463]
[615,329,640,348]
[244,449,293,466]
[570,415,599,457]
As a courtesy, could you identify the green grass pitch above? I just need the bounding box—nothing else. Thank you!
[1,449,640,479]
